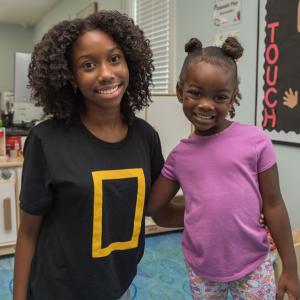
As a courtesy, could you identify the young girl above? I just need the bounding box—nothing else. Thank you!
[148,37,300,299]
[13,11,164,300]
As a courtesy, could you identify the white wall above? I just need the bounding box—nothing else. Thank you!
[33,0,125,42]
[175,0,300,229]
[0,25,33,92]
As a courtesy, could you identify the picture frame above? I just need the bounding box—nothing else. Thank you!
[256,0,300,146]
[77,2,98,19]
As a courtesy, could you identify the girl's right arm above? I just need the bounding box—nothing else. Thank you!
[147,175,184,227]
[13,210,43,300]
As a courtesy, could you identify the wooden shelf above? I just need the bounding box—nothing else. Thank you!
[0,156,23,168]
[145,224,183,235]
[145,216,183,235]
[0,245,15,256]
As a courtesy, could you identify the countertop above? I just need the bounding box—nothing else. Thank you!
[0,156,23,167]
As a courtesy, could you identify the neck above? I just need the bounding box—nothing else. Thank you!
[81,107,128,143]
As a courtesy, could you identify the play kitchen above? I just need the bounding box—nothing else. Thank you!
[0,53,43,160]
[0,100,26,161]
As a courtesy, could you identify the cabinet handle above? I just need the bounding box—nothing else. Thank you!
[3,197,12,230]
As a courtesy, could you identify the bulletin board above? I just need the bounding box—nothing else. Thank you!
[256,0,300,145]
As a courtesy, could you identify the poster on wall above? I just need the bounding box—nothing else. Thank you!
[256,0,300,145]
[213,0,241,28]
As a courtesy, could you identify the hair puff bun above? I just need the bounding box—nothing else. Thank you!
[222,37,244,60]
[184,38,203,53]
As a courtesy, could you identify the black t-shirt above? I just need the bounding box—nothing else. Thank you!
[20,117,164,300]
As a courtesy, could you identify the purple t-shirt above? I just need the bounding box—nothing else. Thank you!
[162,122,276,282]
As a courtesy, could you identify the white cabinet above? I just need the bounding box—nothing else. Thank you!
[0,160,23,256]
[0,168,17,254]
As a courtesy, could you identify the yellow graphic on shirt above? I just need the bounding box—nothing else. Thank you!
[92,168,145,258]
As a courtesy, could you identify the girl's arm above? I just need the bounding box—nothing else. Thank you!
[13,210,43,300]
[259,164,300,299]
[147,175,184,227]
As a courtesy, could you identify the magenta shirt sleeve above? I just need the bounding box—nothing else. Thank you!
[161,150,178,181]
[255,129,277,173]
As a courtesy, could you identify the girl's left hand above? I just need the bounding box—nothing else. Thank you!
[276,271,300,300]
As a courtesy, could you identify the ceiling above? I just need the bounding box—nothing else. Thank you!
[0,0,63,26]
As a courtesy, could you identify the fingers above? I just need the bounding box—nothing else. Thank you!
[276,289,285,300]
[259,213,266,227]
[276,286,297,300]
[284,89,291,97]
[277,280,286,300]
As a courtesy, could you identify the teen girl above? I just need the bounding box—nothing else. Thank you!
[13,11,164,300]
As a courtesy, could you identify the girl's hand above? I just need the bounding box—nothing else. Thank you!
[276,271,300,299]
[260,214,277,250]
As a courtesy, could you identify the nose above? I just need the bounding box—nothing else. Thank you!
[97,63,114,82]
[197,97,215,110]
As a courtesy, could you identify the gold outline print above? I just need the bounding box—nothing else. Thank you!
[92,168,145,258]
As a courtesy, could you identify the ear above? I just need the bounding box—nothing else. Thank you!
[230,90,238,105]
[69,76,77,90]
[176,82,183,103]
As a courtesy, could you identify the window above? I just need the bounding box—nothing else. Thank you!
[133,0,175,94]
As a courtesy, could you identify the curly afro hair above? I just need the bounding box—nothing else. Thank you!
[28,10,154,123]
[178,37,244,118]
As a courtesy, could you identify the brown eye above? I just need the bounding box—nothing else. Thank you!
[110,55,121,63]
[82,62,95,70]
[189,90,202,97]
[214,95,229,102]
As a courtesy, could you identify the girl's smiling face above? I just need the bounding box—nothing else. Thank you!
[70,29,129,112]
[177,60,236,136]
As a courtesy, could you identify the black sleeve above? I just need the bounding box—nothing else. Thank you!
[20,130,53,215]
[150,130,164,184]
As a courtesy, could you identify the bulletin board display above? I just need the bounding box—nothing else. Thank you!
[256,0,300,145]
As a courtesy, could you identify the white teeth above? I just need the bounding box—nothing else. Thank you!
[193,112,214,119]
[96,86,118,94]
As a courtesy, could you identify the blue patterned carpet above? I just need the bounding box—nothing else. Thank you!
[0,255,14,300]
[130,231,192,299]
[1,231,189,300]
[0,231,233,299]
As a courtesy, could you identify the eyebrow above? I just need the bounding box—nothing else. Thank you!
[215,89,232,93]
[76,47,123,62]
[189,86,232,93]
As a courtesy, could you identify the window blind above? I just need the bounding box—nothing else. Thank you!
[134,0,173,93]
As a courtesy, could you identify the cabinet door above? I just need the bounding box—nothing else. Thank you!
[0,169,17,244]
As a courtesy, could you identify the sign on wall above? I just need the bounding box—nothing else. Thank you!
[256,0,300,145]
[213,0,241,28]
